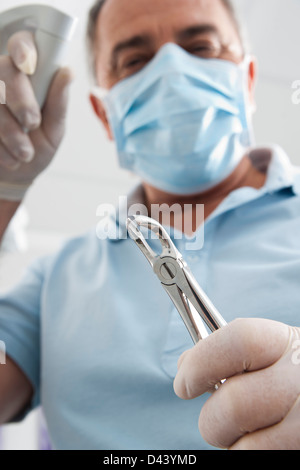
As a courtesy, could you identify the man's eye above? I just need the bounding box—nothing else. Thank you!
[189,43,221,58]
[124,57,148,69]
[117,56,150,79]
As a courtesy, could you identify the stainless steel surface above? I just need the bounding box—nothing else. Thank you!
[127,215,227,345]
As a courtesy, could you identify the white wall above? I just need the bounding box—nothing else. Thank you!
[1,0,300,450]
[233,0,300,164]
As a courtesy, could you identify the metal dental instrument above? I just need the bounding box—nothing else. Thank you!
[126,215,227,345]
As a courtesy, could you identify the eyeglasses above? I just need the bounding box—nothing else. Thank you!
[183,37,245,63]
[112,37,245,81]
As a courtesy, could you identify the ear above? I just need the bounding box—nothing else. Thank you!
[89,93,114,141]
[247,56,257,113]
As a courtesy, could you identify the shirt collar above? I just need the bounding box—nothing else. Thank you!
[249,145,300,195]
[109,145,300,241]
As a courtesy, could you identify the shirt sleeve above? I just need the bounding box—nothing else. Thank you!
[0,257,45,419]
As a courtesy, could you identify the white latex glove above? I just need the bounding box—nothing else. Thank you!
[174,318,300,450]
[0,31,73,201]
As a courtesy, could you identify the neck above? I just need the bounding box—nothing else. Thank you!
[143,156,267,235]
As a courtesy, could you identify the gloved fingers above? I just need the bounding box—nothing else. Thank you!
[230,395,300,450]
[7,31,38,75]
[198,363,299,449]
[0,105,35,163]
[174,318,291,399]
[0,140,20,171]
[0,55,41,131]
[41,67,73,151]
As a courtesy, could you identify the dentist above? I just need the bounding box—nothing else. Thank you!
[0,0,299,450]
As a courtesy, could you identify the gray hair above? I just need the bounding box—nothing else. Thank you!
[86,0,246,78]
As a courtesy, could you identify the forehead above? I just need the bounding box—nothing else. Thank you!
[96,0,238,50]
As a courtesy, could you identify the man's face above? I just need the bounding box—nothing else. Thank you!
[94,0,245,88]
[90,0,255,143]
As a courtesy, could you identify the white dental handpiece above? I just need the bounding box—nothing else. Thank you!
[0,4,78,108]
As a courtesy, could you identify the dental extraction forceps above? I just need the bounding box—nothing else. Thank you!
[126,215,227,345]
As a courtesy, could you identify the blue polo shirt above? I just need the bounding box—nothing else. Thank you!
[0,145,300,450]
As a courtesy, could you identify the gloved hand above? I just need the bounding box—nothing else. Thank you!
[174,318,300,450]
[0,31,73,201]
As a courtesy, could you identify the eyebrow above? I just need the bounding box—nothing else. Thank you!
[176,24,221,42]
[110,24,220,70]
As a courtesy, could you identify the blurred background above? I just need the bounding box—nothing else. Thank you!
[0,0,300,450]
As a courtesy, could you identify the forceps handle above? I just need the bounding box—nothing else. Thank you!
[183,266,227,333]
[175,267,227,390]
[161,283,210,343]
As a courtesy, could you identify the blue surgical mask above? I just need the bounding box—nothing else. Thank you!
[95,43,254,195]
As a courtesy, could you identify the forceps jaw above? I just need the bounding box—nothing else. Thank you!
[126,215,182,265]
[126,216,158,267]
